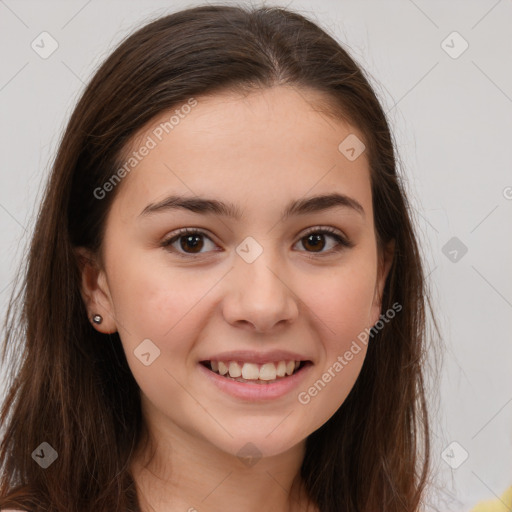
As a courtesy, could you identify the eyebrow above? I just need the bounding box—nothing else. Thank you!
[138,192,365,221]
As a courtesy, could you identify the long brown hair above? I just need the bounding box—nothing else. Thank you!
[0,4,441,511]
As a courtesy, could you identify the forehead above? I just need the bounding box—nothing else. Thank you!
[111,85,372,222]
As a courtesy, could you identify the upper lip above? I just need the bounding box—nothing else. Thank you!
[200,350,312,365]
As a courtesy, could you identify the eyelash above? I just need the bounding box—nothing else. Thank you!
[160,226,354,259]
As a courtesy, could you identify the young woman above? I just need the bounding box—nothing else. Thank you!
[0,4,440,511]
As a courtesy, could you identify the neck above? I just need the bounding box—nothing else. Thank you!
[129,422,316,512]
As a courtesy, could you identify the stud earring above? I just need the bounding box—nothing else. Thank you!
[92,314,103,325]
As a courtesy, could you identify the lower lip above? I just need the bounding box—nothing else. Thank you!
[198,362,313,401]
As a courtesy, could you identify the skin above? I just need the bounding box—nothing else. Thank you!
[77,85,394,512]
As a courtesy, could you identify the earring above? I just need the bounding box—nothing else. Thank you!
[92,314,103,325]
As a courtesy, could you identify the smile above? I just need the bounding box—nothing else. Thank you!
[200,360,306,384]
[198,359,313,401]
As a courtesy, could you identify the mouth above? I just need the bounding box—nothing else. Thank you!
[199,359,312,385]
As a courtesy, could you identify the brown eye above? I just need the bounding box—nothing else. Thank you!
[161,229,217,257]
[301,233,327,252]
[294,227,353,256]
[178,233,204,253]
[161,226,353,260]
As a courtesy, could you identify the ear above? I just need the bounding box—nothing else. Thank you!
[369,239,395,327]
[74,247,118,334]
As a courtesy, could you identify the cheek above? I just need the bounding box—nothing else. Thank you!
[108,268,163,335]
[297,277,373,431]
[108,265,211,397]
[302,260,377,342]
[294,261,375,413]
[107,254,214,349]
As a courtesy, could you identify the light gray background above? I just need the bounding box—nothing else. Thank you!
[1,1,511,510]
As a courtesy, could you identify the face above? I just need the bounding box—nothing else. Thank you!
[78,85,393,462]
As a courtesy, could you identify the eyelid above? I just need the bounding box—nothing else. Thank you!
[299,225,352,244]
[161,225,354,258]
[160,227,218,257]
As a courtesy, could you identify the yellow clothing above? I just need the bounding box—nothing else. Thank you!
[470,486,512,512]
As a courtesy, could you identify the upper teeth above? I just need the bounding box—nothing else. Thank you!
[210,360,300,380]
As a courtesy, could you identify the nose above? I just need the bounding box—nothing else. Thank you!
[222,249,299,333]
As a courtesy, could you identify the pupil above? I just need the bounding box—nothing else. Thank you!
[181,235,203,253]
[304,234,324,252]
